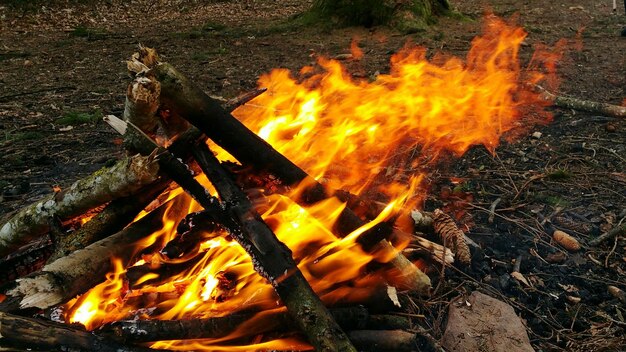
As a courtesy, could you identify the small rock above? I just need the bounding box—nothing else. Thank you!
[23,59,33,66]
[531,131,542,139]
[605,122,617,132]
[442,291,534,352]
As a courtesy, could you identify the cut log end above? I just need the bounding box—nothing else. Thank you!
[8,273,62,309]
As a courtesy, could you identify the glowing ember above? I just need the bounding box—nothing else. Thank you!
[65,15,555,351]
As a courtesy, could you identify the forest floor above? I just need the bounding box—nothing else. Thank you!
[0,0,625,351]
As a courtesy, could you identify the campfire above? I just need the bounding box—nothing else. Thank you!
[0,15,562,351]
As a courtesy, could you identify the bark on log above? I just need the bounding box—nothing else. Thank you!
[0,154,160,259]
[0,312,163,352]
[98,306,373,343]
[151,62,430,294]
[5,201,174,310]
[191,142,357,352]
[46,182,168,263]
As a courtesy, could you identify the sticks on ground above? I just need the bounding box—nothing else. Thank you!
[589,222,626,246]
[536,85,626,118]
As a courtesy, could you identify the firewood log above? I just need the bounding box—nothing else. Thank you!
[347,330,423,352]
[98,306,372,343]
[0,154,160,259]
[46,182,168,263]
[0,312,165,352]
[4,198,183,311]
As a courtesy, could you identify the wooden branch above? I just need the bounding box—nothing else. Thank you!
[0,154,160,259]
[191,142,356,352]
[46,182,168,263]
[536,85,626,118]
[589,222,626,246]
[222,88,267,111]
[5,201,172,310]
[98,306,373,343]
[151,61,430,294]
[0,312,163,352]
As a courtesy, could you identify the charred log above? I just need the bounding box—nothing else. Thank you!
[0,312,164,352]
[98,306,410,344]
[191,142,356,352]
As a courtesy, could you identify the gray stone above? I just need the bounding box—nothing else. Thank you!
[441,291,534,352]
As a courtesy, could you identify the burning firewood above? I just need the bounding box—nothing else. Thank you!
[106,114,357,351]
[0,81,265,281]
[4,199,178,311]
[96,306,406,343]
[0,311,165,352]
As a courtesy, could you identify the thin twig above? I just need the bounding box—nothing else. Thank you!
[0,86,77,102]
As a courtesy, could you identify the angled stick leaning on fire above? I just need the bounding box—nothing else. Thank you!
[115,115,358,352]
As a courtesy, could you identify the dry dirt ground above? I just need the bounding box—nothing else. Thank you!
[1,1,625,351]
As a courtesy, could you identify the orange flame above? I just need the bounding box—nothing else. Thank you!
[65,15,556,350]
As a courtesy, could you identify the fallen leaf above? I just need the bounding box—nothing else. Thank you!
[566,295,581,304]
[511,271,531,287]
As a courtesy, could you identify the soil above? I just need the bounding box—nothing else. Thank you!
[1,1,625,351]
